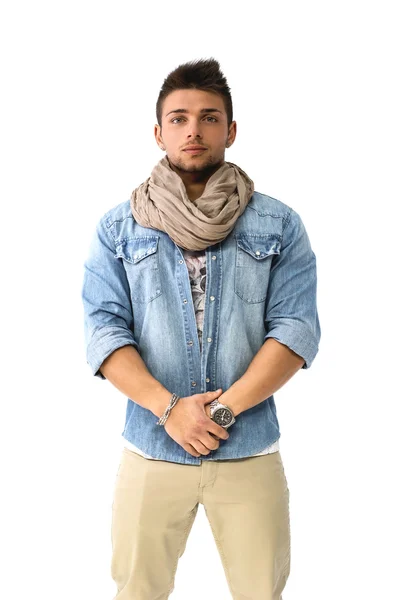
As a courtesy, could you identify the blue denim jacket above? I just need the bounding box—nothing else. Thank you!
[81,191,320,464]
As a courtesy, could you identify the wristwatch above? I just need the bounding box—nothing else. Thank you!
[209,399,236,429]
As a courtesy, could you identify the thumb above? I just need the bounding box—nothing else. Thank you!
[206,389,223,401]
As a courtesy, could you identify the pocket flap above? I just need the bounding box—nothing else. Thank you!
[236,234,281,260]
[115,236,159,264]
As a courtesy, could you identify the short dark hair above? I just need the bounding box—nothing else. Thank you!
[156,58,233,128]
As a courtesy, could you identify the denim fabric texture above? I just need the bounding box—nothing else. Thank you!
[81,191,321,464]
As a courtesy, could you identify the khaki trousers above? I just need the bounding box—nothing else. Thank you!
[111,447,291,600]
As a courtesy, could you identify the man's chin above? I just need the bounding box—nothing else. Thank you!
[169,155,221,175]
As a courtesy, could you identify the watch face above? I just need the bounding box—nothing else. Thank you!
[213,407,233,427]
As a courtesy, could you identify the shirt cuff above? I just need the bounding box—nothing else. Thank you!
[264,319,319,369]
[86,326,140,379]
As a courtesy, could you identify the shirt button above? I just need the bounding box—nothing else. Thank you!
[206,378,210,383]
[207,337,212,343]
[255,250,261,256]
[192,381,197,387]
[211,255,217,260]
[188,340,193,346]
[183,299,188,304]
[179,259,184,264]
[210,296,215,301]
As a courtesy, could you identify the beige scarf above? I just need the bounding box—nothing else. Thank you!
[130,156,254,251]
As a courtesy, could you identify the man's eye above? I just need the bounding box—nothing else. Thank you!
[171,116,218,124]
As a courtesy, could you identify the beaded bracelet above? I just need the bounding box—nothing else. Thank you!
[156,393,181,426]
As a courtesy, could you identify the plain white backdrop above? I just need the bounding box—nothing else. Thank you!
[1,1,399,598]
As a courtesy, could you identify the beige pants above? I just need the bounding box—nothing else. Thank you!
[111,447,291,600]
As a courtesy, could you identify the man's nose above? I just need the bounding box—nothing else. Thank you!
[186,120,203,138]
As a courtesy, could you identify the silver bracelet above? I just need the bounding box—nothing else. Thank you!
[156,393,181,426]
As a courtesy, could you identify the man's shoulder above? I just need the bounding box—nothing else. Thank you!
[248,191,293,220]
[100,199,133,228]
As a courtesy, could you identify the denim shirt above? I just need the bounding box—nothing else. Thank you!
[81,191,321,465]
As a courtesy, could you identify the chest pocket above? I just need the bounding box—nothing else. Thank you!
[235,234,281,304]
[115,236,162,304]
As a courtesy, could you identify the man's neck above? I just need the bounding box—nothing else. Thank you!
[167,157,225,202]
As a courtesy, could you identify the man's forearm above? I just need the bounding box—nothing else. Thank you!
[99,339,304,421]
[99,345,172,419]
[218,338,305,417]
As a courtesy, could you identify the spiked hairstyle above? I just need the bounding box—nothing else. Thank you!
[156,58,233,128]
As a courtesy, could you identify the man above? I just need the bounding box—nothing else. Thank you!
[81,57,321,600]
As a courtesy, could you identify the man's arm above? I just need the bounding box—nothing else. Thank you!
[99,345,173,419]
[82,216,172,419]
[211,208,320,418]
[81,217,221,430]
[207,338,304,417]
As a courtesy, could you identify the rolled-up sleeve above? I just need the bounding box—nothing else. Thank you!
[81,215,139,379]
[264,208,321,369]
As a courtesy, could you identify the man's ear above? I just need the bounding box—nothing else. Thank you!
[154,124,165,151]
[226,121,237,148]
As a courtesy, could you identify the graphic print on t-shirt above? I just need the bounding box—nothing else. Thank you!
[182,249,206,352]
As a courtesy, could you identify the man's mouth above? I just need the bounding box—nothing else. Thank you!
[183,147,207,155]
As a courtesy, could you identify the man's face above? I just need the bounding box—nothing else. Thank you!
[154,89,236,174]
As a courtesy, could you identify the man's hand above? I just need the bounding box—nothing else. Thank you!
[164,390,229,458]
[203,402,223,442]
[204,402,212,419]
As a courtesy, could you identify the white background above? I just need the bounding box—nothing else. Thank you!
[1,1,399,598]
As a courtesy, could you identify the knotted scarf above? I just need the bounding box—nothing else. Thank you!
[130,155,254,251]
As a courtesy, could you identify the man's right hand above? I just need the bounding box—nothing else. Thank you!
[163,390,230,457]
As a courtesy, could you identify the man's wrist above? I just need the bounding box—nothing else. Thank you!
[216,383,245,417]
[152,387,176,419]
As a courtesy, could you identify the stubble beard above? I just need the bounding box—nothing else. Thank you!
[169,152,224,176]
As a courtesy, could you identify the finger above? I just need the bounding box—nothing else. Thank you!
[202,389,223,403]
[213,426,229,440]
[192,440,212,456]
[206,440,220,451]
[205,435,220,450]
[183,443,202,458]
